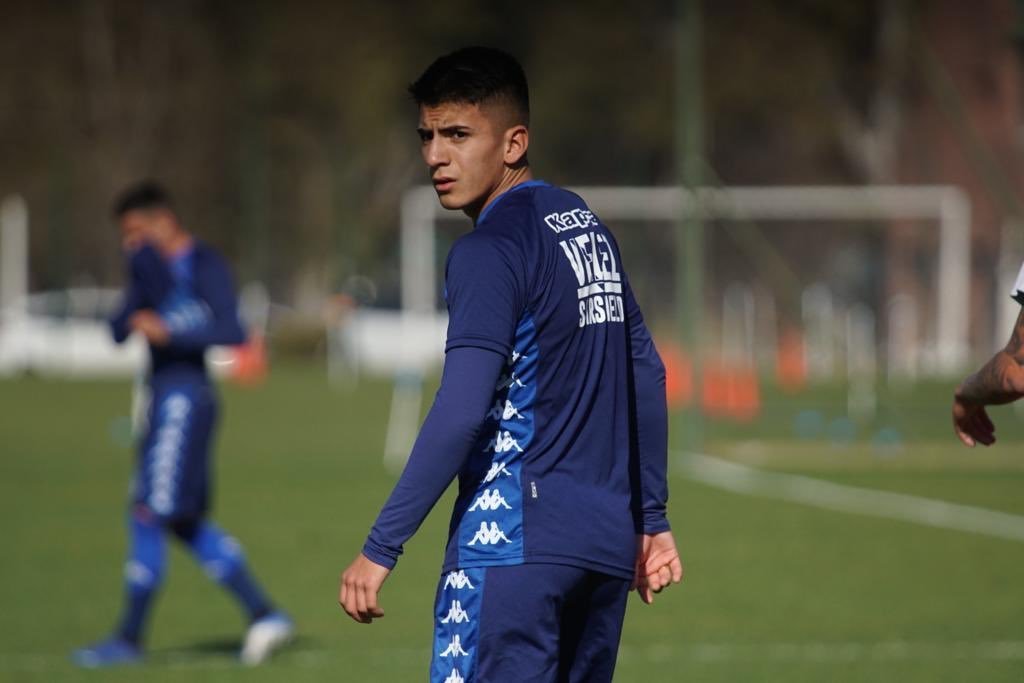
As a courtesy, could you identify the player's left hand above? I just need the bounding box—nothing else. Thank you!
[130,310,170,346]
[952,392,996,447]
[339,553,391,624]
[633,531,684,605]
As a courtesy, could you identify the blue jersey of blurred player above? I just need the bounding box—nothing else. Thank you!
[338,48,684,683]
[73,182,293,667]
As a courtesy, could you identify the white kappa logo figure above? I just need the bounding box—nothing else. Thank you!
[468,488,512,511]
[488,399,524,421]
[511,350,528,364]
[502,400,524,420]
[440,600,470,624]
[483,461,512,483]
[443,571,475,590]
[486,430,523,454]
[444,668,466,683]
[468,521,512,546]
[495,372,526,390]
[440,634,469,658]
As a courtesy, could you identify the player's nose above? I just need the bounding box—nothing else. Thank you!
[423,138,448,168]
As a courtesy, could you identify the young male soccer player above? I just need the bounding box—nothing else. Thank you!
[73,182,293,667]
[338,47,684,682]
[952,262,1024,446]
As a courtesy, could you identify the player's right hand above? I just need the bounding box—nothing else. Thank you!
[952,393,996,447]
[339,553,390,624]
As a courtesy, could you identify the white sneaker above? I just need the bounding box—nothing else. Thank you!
[240,612,294,666]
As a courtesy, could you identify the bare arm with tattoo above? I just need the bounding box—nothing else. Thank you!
[952,307,1024,446]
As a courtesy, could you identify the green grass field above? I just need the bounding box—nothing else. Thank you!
[3,365,1024,682]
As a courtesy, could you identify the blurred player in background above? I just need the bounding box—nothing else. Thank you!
[952,262,1024,446]
[73,182,293,667]
[338,48,683,682]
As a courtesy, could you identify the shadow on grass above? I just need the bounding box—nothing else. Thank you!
[149,635,318,666]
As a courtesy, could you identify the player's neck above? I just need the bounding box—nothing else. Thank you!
[470,166,533,224]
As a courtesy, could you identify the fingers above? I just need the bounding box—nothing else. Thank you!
[953,407,977,447]
[362,586,385,622]
[339,571,385,624]
[638,555,684,606]
[965,412,995,446]
[978,408,995,432]
[953,402,997,448]
[646,566,664,594]
[669,557,684,584]
[953,423,976,447]
[354,580,370,622]
[636,577,653,605]
[339,572,361,623]
[657,566,672,590]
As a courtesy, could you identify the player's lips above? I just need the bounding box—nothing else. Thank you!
[433,177,455,192]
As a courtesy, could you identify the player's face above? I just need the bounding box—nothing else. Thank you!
[417,102,511,218]
[119,208,178,252]
[118,210,150,251]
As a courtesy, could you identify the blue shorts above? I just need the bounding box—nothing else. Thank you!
[132,382,217,522]
[431,563,630,683]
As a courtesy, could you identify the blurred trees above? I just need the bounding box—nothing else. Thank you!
[1,0,1022,345]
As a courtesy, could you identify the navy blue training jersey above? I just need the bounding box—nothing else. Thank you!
[111,242,247,383]
[438,180,665,580]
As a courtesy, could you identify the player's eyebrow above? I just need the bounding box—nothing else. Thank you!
[417,124,472,139]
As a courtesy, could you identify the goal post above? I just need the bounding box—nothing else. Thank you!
[400,185,972,376]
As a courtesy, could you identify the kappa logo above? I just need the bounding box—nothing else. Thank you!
[468,488,512,511]
[440,599,470,624]
[502,400,524,420]
[544,208,600,234]
[443,571,475,590]
[439,634,469,658]
[124,560,156,588]
[495,371,526,390]
[444,669,466,683]
[163,299,211,335]
[485,430,523,454]
[149,393,192,514]
[483,461,512,483]
[487,399,524,421]
[511,349,527,364]
[468,521,512,546]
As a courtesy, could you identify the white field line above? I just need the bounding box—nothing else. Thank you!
[5,641,1024,672]
[620,640,1024,663]
[676,451,1024,542]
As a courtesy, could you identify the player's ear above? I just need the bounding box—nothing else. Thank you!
[503,125,529,167]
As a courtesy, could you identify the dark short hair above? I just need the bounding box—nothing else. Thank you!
[409,47,529,126]
[113,181,174,218]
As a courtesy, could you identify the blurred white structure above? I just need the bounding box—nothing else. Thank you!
[0,288,147,377]
[1,196,27,318]
[802,283,838,379]
[337,309,448,376]
[0,196,262,378]
[0,195,142,377]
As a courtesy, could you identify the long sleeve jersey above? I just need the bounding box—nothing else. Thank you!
[364,181,670,581]
[110,242,246,384]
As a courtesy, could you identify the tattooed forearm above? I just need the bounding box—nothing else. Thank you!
[956,307,1024,405]
[957,353,1017,404]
